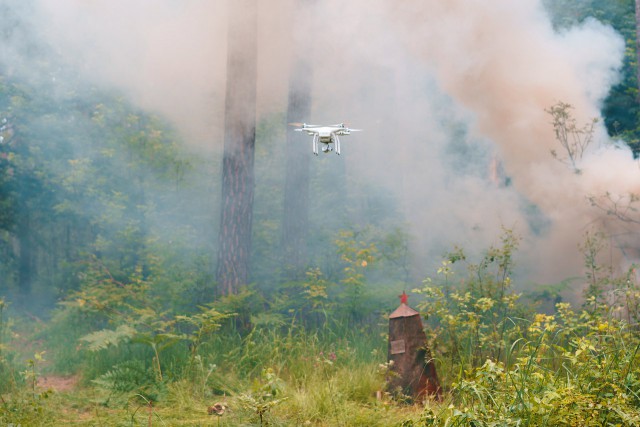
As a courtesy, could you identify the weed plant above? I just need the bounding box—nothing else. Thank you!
[406,230,640,426]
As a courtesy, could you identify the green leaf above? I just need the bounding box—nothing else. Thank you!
[79,324,136,351]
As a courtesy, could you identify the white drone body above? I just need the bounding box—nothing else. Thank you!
[291,123,362,155]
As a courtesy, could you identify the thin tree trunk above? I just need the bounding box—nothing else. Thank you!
[216,0,258,295]
[17,214,32,295]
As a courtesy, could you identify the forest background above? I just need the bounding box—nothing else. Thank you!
[2,0,640,425]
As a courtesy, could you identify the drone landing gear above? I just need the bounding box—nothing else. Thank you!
[331,134,341,155]
[312,134,319,155]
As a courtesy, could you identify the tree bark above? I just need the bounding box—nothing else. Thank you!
[17,213,32,295]
[282,60,312,279]
[216,0,258,295]
[282,0,315,279]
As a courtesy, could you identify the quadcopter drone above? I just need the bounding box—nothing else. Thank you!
[289,122,362,155]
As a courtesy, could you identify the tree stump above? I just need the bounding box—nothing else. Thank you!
[388,292,441,401]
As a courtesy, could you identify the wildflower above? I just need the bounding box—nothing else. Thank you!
[474,297,495,312]
[529,313,556,333]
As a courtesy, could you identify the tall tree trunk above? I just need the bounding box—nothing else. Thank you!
[216,0,258,295]
[17,214,32,295]
[282,59,312,279]
[282,0,314,280]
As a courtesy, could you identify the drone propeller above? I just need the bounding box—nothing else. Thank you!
[288,122,320,128]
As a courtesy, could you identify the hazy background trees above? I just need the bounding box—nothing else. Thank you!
[0,1,638,311]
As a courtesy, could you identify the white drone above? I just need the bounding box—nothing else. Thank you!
[289,122,361,155]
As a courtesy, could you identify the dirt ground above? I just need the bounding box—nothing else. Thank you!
[37,374,80,393]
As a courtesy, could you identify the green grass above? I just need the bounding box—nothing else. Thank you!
[0,325,428,426]
[4,231,640,425]
[4,301,640,426]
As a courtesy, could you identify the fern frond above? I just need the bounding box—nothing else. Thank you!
[79,324,136,351]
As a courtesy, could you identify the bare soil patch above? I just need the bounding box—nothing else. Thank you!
[37,374,80,392]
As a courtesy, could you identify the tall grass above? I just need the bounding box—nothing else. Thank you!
[5,230,640,425]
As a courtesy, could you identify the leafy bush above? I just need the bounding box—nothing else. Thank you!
[415,229,527,375]
[407,230,640,426]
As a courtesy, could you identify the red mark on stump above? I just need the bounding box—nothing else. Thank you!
[400,291,408,304]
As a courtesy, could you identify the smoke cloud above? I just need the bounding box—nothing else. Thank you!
[4,0,638,285]
[383,0,633,280]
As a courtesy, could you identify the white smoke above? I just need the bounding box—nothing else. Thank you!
[6,0,637,284]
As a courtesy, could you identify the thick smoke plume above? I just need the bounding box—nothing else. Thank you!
[385,0,634,280]
[4,0,638,285]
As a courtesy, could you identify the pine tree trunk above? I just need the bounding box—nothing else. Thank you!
[282,0,314,279]
[17,214,32,295]
[282,59,312,278]
[216,0,258,295]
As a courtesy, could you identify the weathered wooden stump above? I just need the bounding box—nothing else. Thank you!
[387,292,441,401]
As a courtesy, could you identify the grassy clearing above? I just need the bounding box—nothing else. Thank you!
[4,301,640,426]
[3,232,640,425]
[1,324,428,426]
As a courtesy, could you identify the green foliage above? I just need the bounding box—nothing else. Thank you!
[32,252,232,399]
[0,298,15,393]
[237,368,289,426]
[176,304,236,369]
[92,359,165,406]
[79,324,137,352]
[543,0,640,155]
[0,56,198,303]
[0,350,54,427]
[6,228,640,424]
[580,230,611,312]
[414,229,525,372]
[7,218,640,426]
[410,307,640,426]
[330,228,378,321]
[405,231,640,426]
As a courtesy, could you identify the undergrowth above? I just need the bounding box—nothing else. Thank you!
[2,230,640,426]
